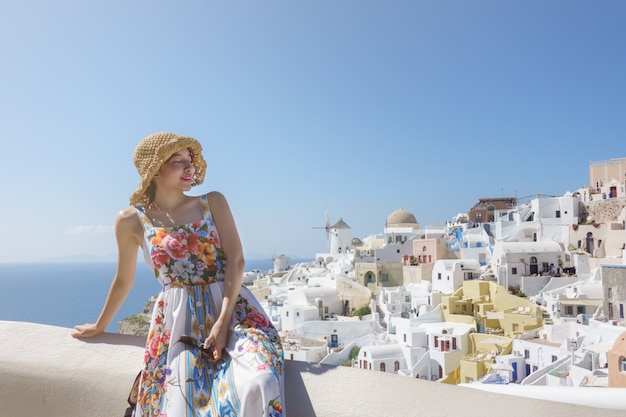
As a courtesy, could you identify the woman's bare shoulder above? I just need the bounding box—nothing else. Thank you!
[117,206,140,222]
[206,191,227,205]
[206,192,236,221]
[115,207,143,237]
[206,190,225,199]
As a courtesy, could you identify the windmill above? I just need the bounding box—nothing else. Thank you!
[265,249,277,264]
[312,209,331,249]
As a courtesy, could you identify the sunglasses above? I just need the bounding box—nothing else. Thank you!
[179,335,213,354]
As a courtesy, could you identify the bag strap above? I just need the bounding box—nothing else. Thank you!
[125,370,142,414]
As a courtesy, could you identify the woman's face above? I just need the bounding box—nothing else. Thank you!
[153,148,195,192]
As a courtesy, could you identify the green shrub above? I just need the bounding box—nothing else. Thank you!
[353,305,371,319]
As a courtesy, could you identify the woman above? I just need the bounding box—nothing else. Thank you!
[73,132,284,417]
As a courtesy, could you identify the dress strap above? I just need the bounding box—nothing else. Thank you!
[134,206,154,234]
[199,194,212,221]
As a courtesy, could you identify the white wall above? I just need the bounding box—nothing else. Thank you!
[431,260,465,294]
[2,321,623,417]
[301,319,375,345]
[281,305,319,332]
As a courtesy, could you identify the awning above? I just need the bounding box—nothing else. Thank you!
[559,299,603,306]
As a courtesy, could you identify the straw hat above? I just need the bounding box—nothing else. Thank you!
[129,132,207,207]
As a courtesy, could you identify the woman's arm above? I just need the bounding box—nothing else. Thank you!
[72,208,141,338]
[204,191,244,360]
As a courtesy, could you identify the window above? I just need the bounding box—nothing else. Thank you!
[286,311,289,317]
[512,267,517,275]
[621,357,626,373]
[394,361,400,371]
[438,273,442,280]
[382,274,389,282]
[556,210,561,218]
[434,336,439,348]
[380,363,386,372]
[577,306,585,315]
[524,349,530,359]
[566,306,573,316]
[551,355,558,363]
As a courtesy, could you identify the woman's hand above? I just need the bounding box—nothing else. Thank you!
[71,323,104,338]
[203,318,229,362]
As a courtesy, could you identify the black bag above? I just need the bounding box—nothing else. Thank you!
[124,371,141,417]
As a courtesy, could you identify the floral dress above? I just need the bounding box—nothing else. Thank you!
[133,194,284,417]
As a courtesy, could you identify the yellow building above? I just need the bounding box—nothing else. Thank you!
[441,280,543,337]
[459,333,513,384]
[439,280,544,384]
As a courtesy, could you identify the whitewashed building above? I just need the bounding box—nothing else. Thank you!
[281,287,344,332]
[431,259,482,295]
[490,241,567,293]
[359,310,473,381]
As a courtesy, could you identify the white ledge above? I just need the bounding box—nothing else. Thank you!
[0,321,620,417]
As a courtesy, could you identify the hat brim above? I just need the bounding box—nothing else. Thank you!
[129,133,207,207]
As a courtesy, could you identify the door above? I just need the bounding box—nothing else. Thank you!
[529,256,538,275]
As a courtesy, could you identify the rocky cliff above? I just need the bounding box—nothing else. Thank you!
[118,295,156,336]
[583,199,626,223]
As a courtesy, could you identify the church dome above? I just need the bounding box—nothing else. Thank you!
[387,208,418,227]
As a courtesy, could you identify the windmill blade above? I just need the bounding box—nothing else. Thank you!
[325,209,330,240]
[313,209,331,241]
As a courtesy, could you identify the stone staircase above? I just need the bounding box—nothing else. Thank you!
[541,307,554,325]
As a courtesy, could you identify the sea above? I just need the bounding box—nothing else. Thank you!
[0,258,283,333]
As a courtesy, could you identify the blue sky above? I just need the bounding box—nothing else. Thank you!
[1,1,624,263]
